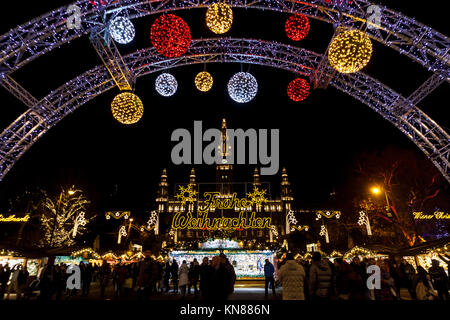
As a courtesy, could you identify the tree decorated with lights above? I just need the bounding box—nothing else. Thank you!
[39,188,91,248]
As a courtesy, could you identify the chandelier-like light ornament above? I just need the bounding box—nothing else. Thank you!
[287,78,310,102]
[150,14,191,58]
[108,16,135,44]
[227,72,258,103]
[206,3,233,34]
[328,29,373,73]
[285,14,310,41]
[155,73,178,97]
[195,71,214,92]
[111,92,144,124]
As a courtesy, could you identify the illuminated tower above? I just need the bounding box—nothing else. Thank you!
[252,167,261,188]
[216,118,233,195]
[156,168,169,211]
[281,167,294,235]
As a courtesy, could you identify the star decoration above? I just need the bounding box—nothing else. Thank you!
[246,186,268,206]
[175,184,198,205]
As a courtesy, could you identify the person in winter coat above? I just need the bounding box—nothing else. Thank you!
[416,274,438,300]
[137,257,152,300]
[428,259,449,300]
[171,259,179,293]
[264,259,276,296]
[278,253,306,300]
[334,258,366,300]
[199,257,214,300]
[209,256,232,301]
[309,252,333,301]
[178,261,189,298]
[6,264,22,300]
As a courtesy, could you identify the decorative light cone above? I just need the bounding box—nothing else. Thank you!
[328,29,373,73]
[111,92,144,124]
[155,73,178,97]
[287,78,310,102]
[285,14,310,41]
[227,72,258,103]
[150,14,191,58]
[108,16,135,44]
[206,3,233,34]
[195,71,213,92]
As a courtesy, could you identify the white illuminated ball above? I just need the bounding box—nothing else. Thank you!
[155,73,178,97]
[108,16,135,44]
[227,72,258,103]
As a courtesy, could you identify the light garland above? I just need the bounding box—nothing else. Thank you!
[194,71,214,92]
[227,72,258,103]
[108,16,135,44]
[287,78,310,102]
[328,29,373,74]
[285,14,310,41]
[71,248,101,259]
[150,14,191,58]
[343,246,376,259]
[110,92,144,124]
[155,73,178,97]
[206,3,233,34]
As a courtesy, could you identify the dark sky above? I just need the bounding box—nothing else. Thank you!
[0,1,449,213]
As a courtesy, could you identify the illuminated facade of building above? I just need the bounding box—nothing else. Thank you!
[155,119,295,245]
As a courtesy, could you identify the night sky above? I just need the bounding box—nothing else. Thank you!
[0,0,449,214]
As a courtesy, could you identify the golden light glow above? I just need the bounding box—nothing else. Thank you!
[195,71,214,92]
[371,187,381,195]
[111,92,144,125]
[68,190,75,195]
[206,3,233,34]
[328,29,372,74]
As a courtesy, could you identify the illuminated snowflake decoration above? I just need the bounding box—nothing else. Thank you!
[227,72,258,103]
[246,186,268,206]
[147,211,158,229]
[286,210,298,225]
[108,16,135,44]
[270,225,278,237]
[175,184,198,205]
[119,225,127,237]
[358,211,367,226]
[75,212,87,227]
[155,73,178,97]
[320,225,328,237]
[169,229,175,236]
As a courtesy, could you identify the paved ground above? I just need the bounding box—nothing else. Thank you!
[1,280,417,301]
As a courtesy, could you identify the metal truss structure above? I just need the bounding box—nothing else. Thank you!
[0,1,449,184]
[0,38,448,183]
[0,0,448,78]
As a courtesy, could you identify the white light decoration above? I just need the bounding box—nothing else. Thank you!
[155,73,178,97]
[108,16,135,44]
[227,72,258,103]
[118,226,127,244]
[320,224,329,243]
[358,211,372,236]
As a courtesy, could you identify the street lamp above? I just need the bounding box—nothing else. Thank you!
[370,185,392,217]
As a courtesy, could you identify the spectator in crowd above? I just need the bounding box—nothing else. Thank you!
[199,257,214,300]
[428,259,449,300]
[178,260,189,298]
[309,252,333,301]
[170,259,179,293]
[263,259,276,297]
[278,253,305,300]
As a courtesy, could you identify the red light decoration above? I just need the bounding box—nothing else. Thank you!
[150,14,191,58]
[285,14,310,41]
[287,78,310,102]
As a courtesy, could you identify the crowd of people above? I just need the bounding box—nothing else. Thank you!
[0,253,237,301]
[272,252,449,301]
[0,252,448,301]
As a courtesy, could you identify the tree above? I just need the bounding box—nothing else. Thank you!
[39,188,92,248]
[348,146,449,247]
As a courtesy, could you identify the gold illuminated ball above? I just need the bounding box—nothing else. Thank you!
[195,71,213,92]
[328,29,372,74]
[111,92,144,124]
[206,3,233,34]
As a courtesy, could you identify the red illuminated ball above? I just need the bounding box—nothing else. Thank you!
[285,14,310,41]
[150,14,191,58]
[287,78,310,102]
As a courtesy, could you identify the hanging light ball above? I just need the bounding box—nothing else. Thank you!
[195,71,214,92]
[155,73,178,97]
[227,72,258,103]
[111,92,144,124]
[328,29,373,74]
[150,14,191,58]
[285,14,310,41]
[287,78,310,102]
[206,3,233,34]
[108,16,135,44]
